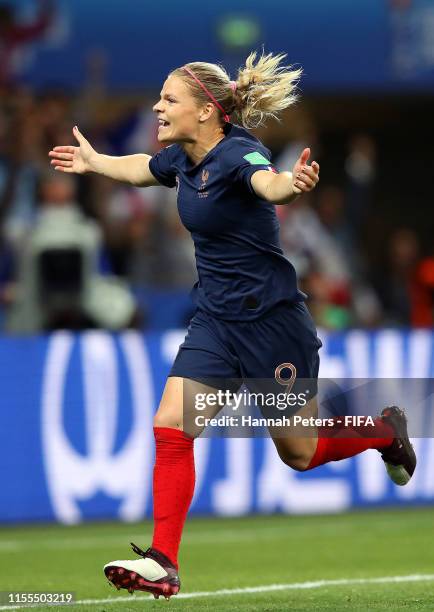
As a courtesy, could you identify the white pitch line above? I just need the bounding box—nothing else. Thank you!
[1,574,434,610]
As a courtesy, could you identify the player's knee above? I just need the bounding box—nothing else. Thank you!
[277,451,310,471]
[286,455,312,472]
[153,412,182,430]
[277,442,316,472]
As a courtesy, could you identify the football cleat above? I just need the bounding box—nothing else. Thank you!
[379,406,416,486]
[104,543,180,599]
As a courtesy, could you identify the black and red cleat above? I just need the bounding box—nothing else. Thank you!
[379,406,416,486]
[104,543,180,599]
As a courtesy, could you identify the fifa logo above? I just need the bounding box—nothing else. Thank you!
[41,332,155,524]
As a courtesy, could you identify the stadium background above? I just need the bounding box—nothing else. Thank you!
[1,0,434,609]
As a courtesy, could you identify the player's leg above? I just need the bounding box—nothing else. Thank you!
[269,396,414,481]
[235,301,416,482]
[301,404,416,486]
[269,394,319,472]
[151,375,226,565]
[104,310,240,598]
[229,300,321,471]
[104,375,225,598]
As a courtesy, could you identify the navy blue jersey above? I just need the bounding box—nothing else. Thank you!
[149,124,305,321]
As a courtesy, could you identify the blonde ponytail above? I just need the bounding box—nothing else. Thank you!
[172,50,302,129]
[232,51,302,129]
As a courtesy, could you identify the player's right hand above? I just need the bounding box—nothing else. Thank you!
[48,126,96,174]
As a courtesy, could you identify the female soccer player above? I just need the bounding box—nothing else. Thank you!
[49,51,416,600]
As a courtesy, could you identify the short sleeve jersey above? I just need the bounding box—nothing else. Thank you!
[149,123,305,321]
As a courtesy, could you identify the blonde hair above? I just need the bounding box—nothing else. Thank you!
[171,51,302,129]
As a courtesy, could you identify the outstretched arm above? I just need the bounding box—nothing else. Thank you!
[48,126,159,187]
[251,148,319,205]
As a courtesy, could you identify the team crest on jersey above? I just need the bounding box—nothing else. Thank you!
[198,168,209,198]
[201,169,209,188]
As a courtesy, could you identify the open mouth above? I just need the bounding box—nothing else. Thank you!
[158,119,170,128]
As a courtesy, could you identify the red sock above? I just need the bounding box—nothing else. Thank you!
[151,427,195,569]
[307,417,394,469]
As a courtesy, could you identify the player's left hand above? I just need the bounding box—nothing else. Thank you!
[291,148,320,195]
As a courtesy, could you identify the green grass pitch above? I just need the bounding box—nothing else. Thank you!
[1,507,434,611]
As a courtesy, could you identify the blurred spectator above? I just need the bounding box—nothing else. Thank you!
[316,186,356,275]
[105,181,196,289]
[5,172,139,333]
[0,87,40,248]
[344,134,376,233]
[272,110,320,175]
[0,0,54,88]
[278,177,382,330]
[415,257,434,326]
[0,73,430,332]
[103,108,197,288]
[389,0,412,7]
[278,193,352,329]
[374,228,434,327]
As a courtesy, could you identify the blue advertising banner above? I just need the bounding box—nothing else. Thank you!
[1,329,433,524]
[8,0,434,92]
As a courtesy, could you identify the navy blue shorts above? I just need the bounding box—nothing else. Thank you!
[170,301,322,392]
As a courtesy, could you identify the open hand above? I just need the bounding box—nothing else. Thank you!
[48,126,96,174]
[292,148,320,195]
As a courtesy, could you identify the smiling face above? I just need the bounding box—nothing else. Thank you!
[153,75,208,144]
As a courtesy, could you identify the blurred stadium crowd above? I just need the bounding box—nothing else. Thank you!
[0,0,433,334]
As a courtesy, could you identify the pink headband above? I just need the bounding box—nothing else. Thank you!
[182,66,234,123]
